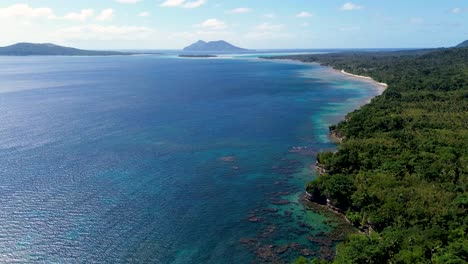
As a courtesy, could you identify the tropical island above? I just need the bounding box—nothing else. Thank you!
[266,42,468,263]
[0,42,139,56]
[183,40,248,52]
[178,54,218,58]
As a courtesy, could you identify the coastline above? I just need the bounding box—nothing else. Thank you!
[262,56,382,246]
[263,56,385,238]
[266,55,388,244]
[261,57,388,92]
[255,47,468,263]
[338,69,388,89]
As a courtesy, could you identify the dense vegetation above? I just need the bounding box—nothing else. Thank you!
[271,47,468,263]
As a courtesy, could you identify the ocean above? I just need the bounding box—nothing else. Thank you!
[0,55,382,263]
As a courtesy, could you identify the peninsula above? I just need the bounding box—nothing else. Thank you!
[0,43,136,56]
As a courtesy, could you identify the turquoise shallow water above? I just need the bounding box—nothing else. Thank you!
[0,55,381,263]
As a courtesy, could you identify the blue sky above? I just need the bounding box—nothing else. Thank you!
[0,0,467,49]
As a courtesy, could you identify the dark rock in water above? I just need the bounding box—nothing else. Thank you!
[275,245,290,255]
[255,244,277,260]
[271,199,290,205]
[308,236,333,247]
[239,238,258,245]
[220,156,236,162]
[261,225,277,238]
[288,243,302,250]
[248,215,262,223]
[300,248,316,257]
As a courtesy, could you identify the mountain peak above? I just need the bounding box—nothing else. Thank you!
[183,40,248,52]
[456,40,468,48]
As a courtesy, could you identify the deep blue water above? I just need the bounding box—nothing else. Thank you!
[0,55,382,263]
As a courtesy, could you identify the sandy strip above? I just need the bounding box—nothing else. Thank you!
[340,70,388,88]
[260,57,389,90]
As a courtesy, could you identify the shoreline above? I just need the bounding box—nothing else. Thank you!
[267,57,380,239]
[261,57,388,92]
[263,56,384,239]
[338,69,388,89]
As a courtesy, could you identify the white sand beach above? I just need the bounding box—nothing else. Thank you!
[340,70,388,89]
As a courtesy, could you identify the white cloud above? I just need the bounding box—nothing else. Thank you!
[341,2,363,11]
[195,19,226,30]
[115,0,140,3]
[160,0,206,8]
[96,9,114,21]
[263,13,276,18]
[139,11,150,17]
[64,9,95,21]
[451,7,468,14]
[296,11,312,18]
[0,4,56,20]
[228,8,252,14]
[56,24,154,41]
[183,0,206,8]
[161,0,185,7]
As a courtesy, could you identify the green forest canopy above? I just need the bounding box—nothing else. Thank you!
[272,47,468,263]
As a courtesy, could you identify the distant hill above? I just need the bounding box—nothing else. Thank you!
[456,40,468,48]
[0,43,135,56]
[183,40,247,52]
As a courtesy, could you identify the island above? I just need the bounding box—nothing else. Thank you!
[183,40,248,52]
[0,42,138,56]
[178,54,218,58]
[269,43,468,264]
[456,39,468,48]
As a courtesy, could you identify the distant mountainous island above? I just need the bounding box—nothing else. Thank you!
[178,54,218,58]
[456,40,468,48]
[0,43,136,56]
[183,40,248,52]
